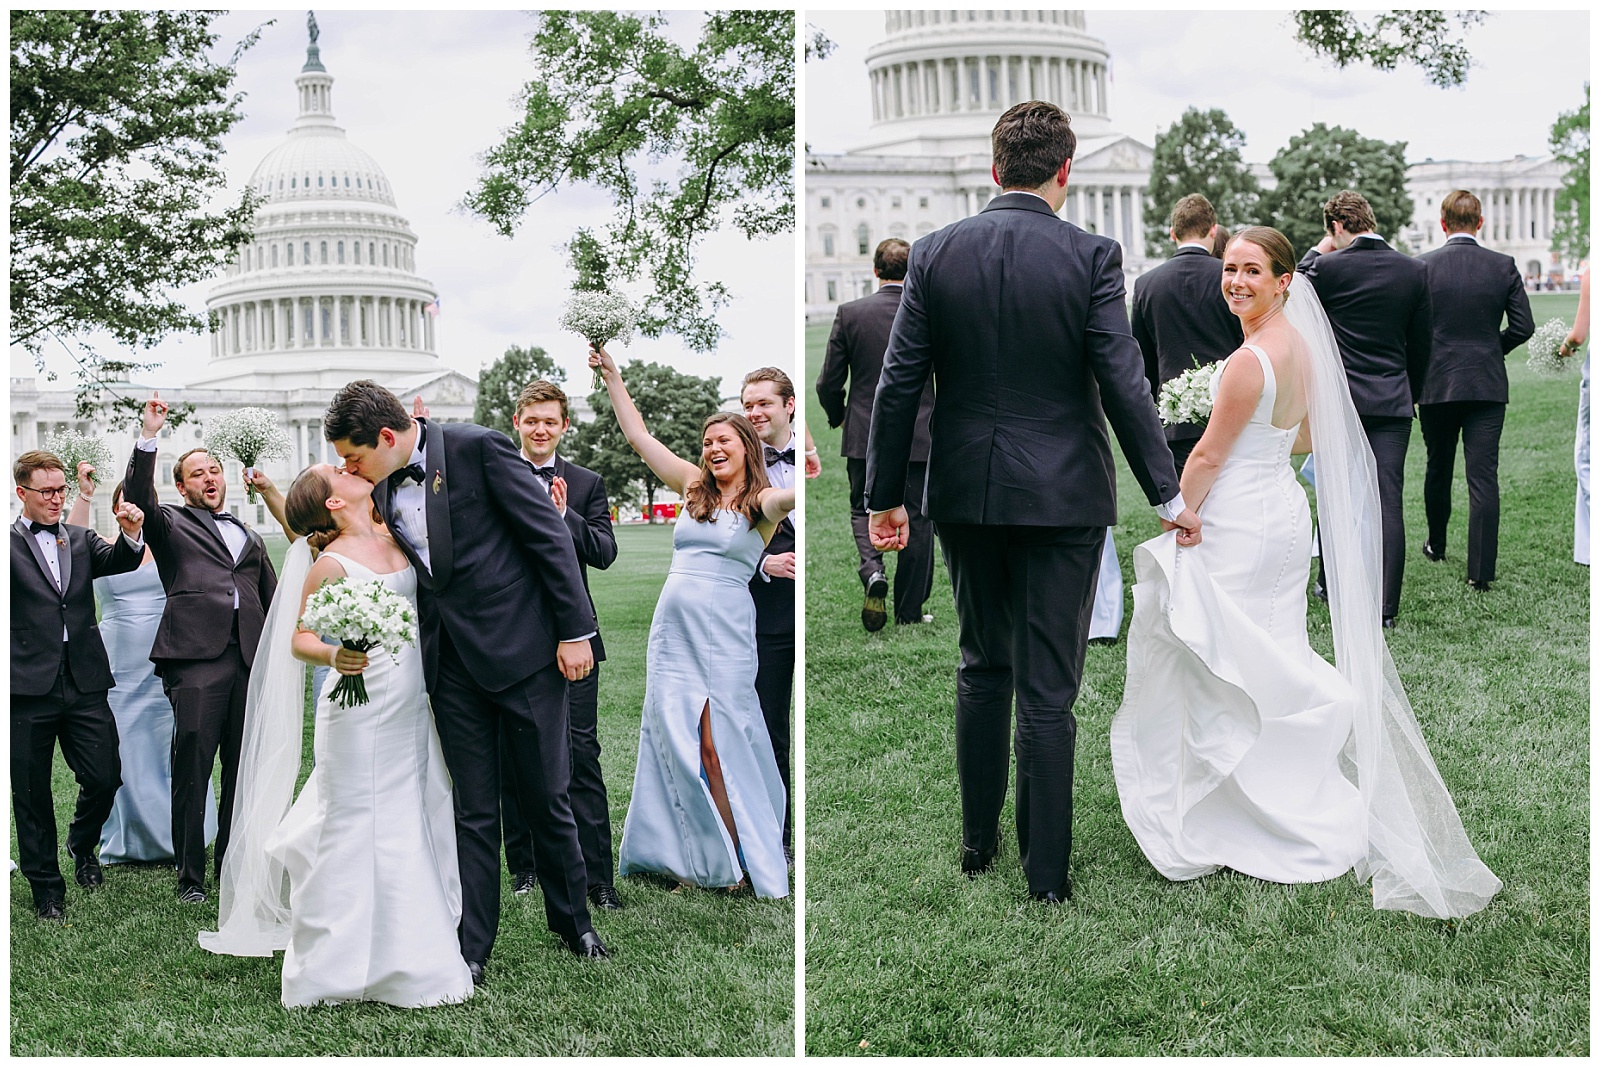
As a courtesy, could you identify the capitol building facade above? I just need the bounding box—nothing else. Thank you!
[11,26,478,530]
[805,10,1572,321]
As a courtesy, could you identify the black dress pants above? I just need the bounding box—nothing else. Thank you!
[11,657,122,907]
[432,626,590,962]
[1169,436,1200,480]
[848,457,935,622]
[936,521,1104,898]
[162,629,248,892]
[1319,416,1412,617]
[754,629,795,848]
[1420,401,1505,584]
[501,665,613,889]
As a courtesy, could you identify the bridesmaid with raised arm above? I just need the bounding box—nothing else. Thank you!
[589,344,795,897]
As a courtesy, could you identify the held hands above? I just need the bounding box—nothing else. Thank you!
[1161,507,1202,547]
[75,462,96,499]
[330,644,369,676]
[113,501,144,537]
[141,392,169,438]
[869,506,910,551]
[556,638,595,682]
[550,475,568,516]
[762,551,796,580]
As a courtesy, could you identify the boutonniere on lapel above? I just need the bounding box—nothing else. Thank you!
[432,472,443,495]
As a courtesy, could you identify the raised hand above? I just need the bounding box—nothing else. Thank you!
[869,506,910,551]
[412,394,430,419]
[141,391,169,438]
[113,501,144,537]
[75,461,96,499]
[588,344,618,380]
[549,475,568,516]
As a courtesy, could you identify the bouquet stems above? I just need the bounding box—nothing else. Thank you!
[327,639,376,708]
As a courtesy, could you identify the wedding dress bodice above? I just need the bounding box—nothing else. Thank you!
[319,551,417,602]
[1211,343,1299,470]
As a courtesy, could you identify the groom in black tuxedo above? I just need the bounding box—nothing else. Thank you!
[866,101,1195,903]
[1297,190,1433,625]
[11,450,145,919]
[323,381,606,975]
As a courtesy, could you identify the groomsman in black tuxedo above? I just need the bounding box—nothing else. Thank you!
[126,396,279,903]
[817,237,937,631]
[867,101,1195,903]
[1416,189,1535,590]
[1130,193,1245,476]
[1297,190,1434,626]
[11,450,146,919]
[501,379,623,911]
[742,366,797,860]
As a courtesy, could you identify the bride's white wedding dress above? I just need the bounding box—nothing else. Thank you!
[201,543,472,1008]
[1112,282,1502,919]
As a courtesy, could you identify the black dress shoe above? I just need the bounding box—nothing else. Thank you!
[568,930,610,959]
[1382,616,1397,630]
[512,870,537,896]
[1029,884,1072,904]
[588,884,623,911]
[36,899,65,922]
[784,843,794,870]
[1422,541,1446,562]
[1467,578,1491,592]
[960,843,997,878]
[177,884,206,904]
[467,960,485,986]
[71,850,103,890]
[862,573,888,633]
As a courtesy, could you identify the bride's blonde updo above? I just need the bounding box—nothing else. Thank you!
[285,467,340,552]
[1227,226,1298,298]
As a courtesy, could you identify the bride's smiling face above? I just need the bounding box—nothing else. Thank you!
[1221,239,1289,319]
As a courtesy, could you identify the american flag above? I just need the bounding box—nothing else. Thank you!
[423,298,441,317]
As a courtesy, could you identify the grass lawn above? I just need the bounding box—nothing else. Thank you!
[11,523,794,1055]
[802,292,1589,1056]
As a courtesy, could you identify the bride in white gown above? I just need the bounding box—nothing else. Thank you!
[200,464,472,1007]
[1111,227,1501,919]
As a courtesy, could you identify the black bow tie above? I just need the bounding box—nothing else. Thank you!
[390,463,426,488]
[28,521,61,538]
[531,466,557,484]
[211,509,243,527]
[764,446,795,467]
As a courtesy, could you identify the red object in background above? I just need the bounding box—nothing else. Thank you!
[646,502,679,522]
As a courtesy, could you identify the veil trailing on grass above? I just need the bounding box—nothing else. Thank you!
[198,537,312,955]
[1286,278,1502,919]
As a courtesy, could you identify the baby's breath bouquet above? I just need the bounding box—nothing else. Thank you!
[560,290,637,389]
[1158,360,1223,427]
[299,578,418,708]
[204,407,291,503]
[1526,317,1575,377]
[42,429,113,504]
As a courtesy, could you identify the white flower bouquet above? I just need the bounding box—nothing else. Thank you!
[1526,317,1575,377]
[298,578,418,708]
[203,407,292,503]
[42,429,113,504]
[560,289,637,389]
[1158,360,1222,427]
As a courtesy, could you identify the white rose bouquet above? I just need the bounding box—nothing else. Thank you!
[299,578,418,708]
[1158,360,1223,428]
[1526,317,1575,377]
[42,429,113,504]
[560,290,637,389]
[204,407,292,503]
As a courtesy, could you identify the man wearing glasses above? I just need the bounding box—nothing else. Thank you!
[11,449,147,920]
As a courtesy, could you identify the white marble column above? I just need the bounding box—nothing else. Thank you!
[1072,186,1084,227]
[1112,186,1125,248]
[1132,186,1146,254]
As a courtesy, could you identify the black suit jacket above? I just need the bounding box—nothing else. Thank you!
[1130,245,1245,442]
[1417,236,1535,405]
[11,519,143,696]
[866,192,1178,527]
[816,284,934,460]
[375,419,597,693]
[124,445,278,671]
[749,508,795,638]
[1297,236,1434,418]
[550,454,617,663]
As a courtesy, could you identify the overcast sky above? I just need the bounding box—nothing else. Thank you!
[19,9,796,396]
[806,9,1591,164]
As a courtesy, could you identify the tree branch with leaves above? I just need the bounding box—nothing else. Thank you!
[1291,10,1488,89]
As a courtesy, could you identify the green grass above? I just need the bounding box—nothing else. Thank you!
[11,523,794,1055]
[802,292,1589,1056]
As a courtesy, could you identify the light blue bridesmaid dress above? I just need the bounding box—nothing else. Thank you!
[617,510,789,898]
[96,561,218,863]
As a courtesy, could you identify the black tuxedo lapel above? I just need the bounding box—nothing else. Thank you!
[422,422,454,590]
[56,525,72,593]
[184,506,237,565]
[14,517,60,592]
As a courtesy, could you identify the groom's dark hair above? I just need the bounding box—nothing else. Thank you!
[323,380,410,446]
[991,101,1075,190]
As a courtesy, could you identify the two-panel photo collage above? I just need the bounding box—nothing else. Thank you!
[8,7,1589,1058]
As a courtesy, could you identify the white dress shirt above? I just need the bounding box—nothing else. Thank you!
[388,432,431,573]
[756,434,796,584]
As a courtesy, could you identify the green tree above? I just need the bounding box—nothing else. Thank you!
[465,10,794,351]
[1266,123,1413,256]
[1142,107,1262,258]
[10,10,261,423]
[1291,10,1488,89]
[1549,83,1590,266]
[472,344,566,437]
[566,360,721,514]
